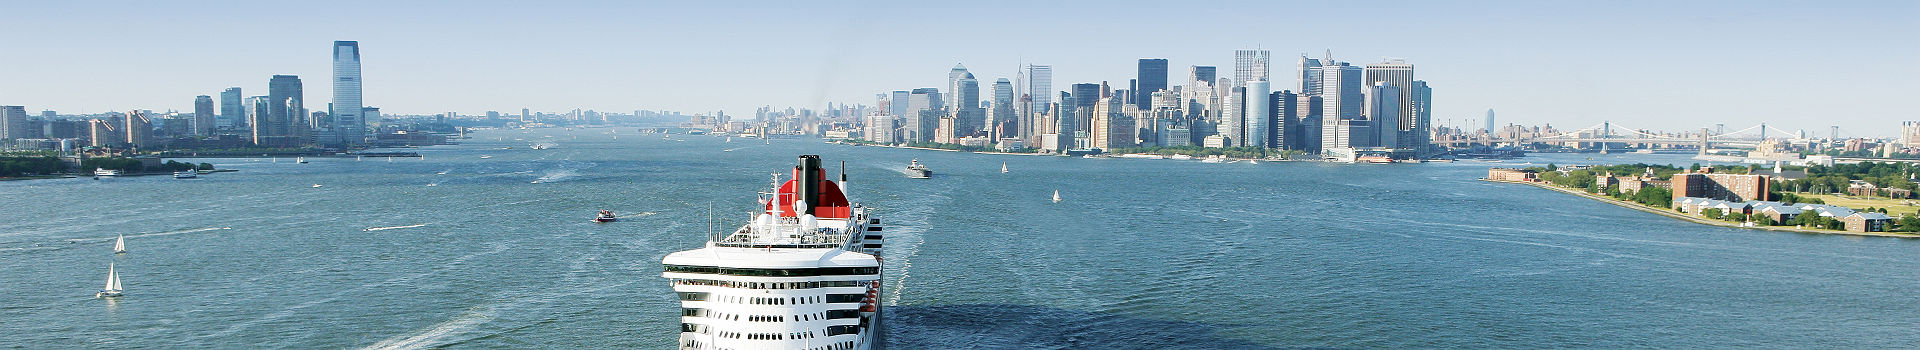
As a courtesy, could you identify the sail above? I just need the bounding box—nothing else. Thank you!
[1002,162,1008,173]
[105,263,119,291]
[1053,190,1061,202]
[113,235,126,253]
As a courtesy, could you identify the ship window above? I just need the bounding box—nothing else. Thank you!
[677,292,709,301]
[827,309,860,319]
[825,294,863,303]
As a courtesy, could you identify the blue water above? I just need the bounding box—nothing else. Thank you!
[2,129,1914,349]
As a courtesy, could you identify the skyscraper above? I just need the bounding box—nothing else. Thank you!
[267,75,304,143]
[1019,65,1052,146]
[1297,54,1324,96]
[1319,62,1363,121]
[1233,49,1271,86]
[246,96,272,145]
[946,63,970,113]
[332,41,365,146]
[1185,66,1217,122]
[125,110,152,148]
[220,87,244,129]
[1070,83,1100,134]
[992,78,1015,139]
[1136,59,1168,109]
[0,106,26,139]
[1244,80,1270,148]
[1485,109,1496,134]
[1364,60,1414,148]
[1271,90,1298,150]
[955,73,981,137]
[904,88,941,143]
[1366,81,1402,149]
[193,95,214,135]
[1410,81,1432,150]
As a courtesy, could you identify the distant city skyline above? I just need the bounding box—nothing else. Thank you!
[0,1,1913,136]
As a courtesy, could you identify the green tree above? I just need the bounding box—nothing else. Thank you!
[198,162,215,170]
[1703,208,1724,219]
[1754,215,1777,226]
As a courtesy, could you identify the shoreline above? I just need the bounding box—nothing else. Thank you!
[1486,178,1919,239]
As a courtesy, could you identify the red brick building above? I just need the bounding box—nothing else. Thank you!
[1671,168,1769,203]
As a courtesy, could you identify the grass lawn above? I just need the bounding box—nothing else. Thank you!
[1805,193,1920,216]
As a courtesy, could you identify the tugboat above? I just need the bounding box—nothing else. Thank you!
[593,210,618,223]
[906,159,932,179]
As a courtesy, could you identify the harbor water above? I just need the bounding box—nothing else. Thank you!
[3,128,1915,349]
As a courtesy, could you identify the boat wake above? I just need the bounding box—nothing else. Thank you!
[529,169,579,184]
[363,224,428,232]
[360,307,497,350]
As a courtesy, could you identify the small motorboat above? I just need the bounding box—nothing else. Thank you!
[173,170,198,179]
[594,210,618,223]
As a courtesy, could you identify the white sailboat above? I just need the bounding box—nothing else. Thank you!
[1052,190,1062,203]
[95,263,123,298]
[1001,162,1008,173]
[113,234,126,254]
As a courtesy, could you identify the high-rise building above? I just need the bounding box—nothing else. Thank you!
[1410,81,1432,150]
[1271,90,1298,150]
[955,73,981,137]
[1902,121,1920,147]
[1319,62,1363,121]
[1222,85,1244,147]
[89,117,122,147]
[1136,59,1168,109]
[220,87,244,129]
[992,78,1015,139]
[1367,82,1402,149]
[332,41,365,146]
[267,75,304,143]
[904,88,941,143]
[246,96,272,145]
[947,63,970,113]
[1297,54,1325,96]
[1244,80,1270,148]
[193,95,215,135]
[0,106,27,140]
[1019,65,1052,146]
[1364,60,1415,148]
[1233,49,1271,86]
[1485,109,1497,134]
[125,110,152,148]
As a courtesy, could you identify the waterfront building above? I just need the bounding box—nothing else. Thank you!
[246,96,274,146]
[1410,81,1432,150]
[903,88,941,143]
[220,87,244,130]
[954,73,981,137]
[1020,65,1051,146]
[1319,62,1364,121]
[992,78,1015,140]
[1364,60,1414,149]
[89,118,122,147]
[267,75,304,144]
[1486,168,1539,182]
[1136,59,1168,109]
[1366,81,1401,149]
[125,110,152,148]
[333,41,365,146]
[189,95,214,136]
[0,105,27,139]
[1244,80,1270,148]
[1670,168,1770,203]
[1843,212,1893,232]
[1233,49,1270,86]
[1271,90,1298,150]
[864,115,896,143]
[1321,118,1369,154]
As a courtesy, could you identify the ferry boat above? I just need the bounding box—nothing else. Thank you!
[93,169,122,177]
[173,170,197,179]
[905,159,931,179]
[662,155,884,350]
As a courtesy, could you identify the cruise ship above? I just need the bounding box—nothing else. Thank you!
[663,155,885,350]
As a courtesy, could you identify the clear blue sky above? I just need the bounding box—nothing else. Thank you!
[1,0,1913,136]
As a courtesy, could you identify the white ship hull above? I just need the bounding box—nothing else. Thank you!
[665,155,885,350]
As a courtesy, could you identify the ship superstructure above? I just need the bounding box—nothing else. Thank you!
[664,155,885,350]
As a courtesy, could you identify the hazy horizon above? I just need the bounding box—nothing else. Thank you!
[1,0,1913,137]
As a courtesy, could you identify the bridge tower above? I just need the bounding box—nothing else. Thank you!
[1699,128,1711,155]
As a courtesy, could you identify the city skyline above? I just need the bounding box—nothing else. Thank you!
[0,1,1913,136]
